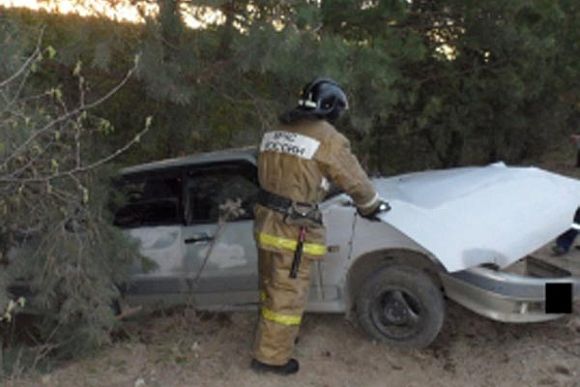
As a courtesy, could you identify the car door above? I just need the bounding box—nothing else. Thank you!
[113,172,188,302]
[181,161,260,309]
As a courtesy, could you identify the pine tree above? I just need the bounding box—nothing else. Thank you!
[0,17,146,364]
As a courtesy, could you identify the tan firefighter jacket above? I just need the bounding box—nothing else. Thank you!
[254,119,380,260]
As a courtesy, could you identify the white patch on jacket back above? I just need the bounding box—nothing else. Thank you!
[260,131,320,160]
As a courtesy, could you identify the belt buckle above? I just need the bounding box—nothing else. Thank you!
[291,202,310,217]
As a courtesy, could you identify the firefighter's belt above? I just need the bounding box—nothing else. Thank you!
[258,233,327,256]
[257,189,322,225]
[261,307,302,326]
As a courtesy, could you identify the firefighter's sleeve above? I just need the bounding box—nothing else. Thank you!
[318,132,379,215]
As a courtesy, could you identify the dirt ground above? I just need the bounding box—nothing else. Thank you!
[7,159,580,387]
[5,246,580,387]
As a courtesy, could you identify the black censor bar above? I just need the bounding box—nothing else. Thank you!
[545,282,573,314]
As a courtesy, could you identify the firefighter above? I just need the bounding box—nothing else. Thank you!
[251,78,390,375]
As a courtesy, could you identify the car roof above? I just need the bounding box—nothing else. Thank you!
[120,147,257,176]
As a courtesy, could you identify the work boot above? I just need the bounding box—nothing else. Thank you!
[551,245,568,257]
[250,358,299,375]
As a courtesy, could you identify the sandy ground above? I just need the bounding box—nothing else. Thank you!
[6,245,580,387]
[7,159,580,387]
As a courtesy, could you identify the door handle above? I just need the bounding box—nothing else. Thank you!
[184,233,214,244]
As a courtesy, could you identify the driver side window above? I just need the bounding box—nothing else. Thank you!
[113,175,183,228]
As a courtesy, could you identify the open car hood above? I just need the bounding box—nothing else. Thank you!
[375,163,580,273]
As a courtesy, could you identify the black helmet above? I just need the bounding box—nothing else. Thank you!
[298,78,349,122]
[279,77,349,124]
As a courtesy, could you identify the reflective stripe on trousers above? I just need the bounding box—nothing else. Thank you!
[258,232,327,256]
[262,307,302,326]
[254,249,313,365]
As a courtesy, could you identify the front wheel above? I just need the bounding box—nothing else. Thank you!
[355,265,445,349]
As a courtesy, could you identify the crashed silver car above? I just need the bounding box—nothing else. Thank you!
[115,148,580,348]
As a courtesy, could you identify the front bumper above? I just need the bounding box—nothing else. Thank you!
[440,256,580,323]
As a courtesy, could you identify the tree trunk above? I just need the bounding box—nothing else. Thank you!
[158,0,183,62]
[217,1,236,60]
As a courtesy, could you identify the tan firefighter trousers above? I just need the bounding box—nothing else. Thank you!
[253,248,313,365]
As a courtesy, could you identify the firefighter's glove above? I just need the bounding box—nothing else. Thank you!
[359,200,391,222]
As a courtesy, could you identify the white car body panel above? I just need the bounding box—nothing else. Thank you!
[374,163,580,272]
[11,149,580,328]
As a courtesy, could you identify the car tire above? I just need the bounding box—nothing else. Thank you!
[355,264,445,349]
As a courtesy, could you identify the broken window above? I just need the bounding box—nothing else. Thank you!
[186,163,258,224]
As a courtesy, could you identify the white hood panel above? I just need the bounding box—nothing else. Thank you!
[375,164,580,272]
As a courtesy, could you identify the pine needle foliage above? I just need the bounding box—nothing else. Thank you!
[5,1,578,170]
[0,18,145,366]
